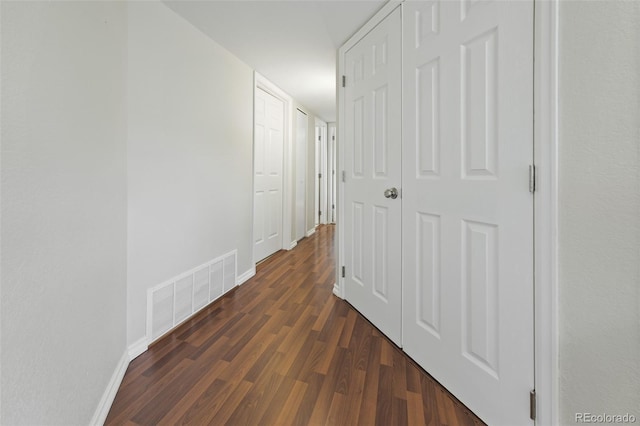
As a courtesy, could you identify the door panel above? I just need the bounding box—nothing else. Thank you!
[344,7,402,345]
[402,1,534,425]
[254,87,284,262]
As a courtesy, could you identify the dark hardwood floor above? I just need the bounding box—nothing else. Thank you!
[106,225,484,425]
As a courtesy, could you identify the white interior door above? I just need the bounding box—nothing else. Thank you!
[328,124,337,223]
[316,122,328,225]
[344,7,402,345]
[315,124,327,225]
[401,1,534,424]
[314,127,321,226]
[295,109,307,241]
[254,87,284,263]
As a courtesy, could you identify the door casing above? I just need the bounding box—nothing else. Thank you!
[328,123,337,223]
[295,109,308,241]
[315,119,328,226]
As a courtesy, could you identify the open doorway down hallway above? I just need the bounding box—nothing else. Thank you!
[106,225,484,425]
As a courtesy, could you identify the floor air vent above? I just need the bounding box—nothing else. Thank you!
[147,250,237,342]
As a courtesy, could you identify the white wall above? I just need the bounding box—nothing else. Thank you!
[126,2,255,346]
[558,1,640,422]
[0,2,128,424]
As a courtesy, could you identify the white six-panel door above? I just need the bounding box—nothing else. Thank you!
[344,7,403,345]
[254,87,285,263]
[401,1,534,425]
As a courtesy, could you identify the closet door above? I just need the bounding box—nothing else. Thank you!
[401,1,534,424]
[254,87,284,262]
[344,7,403,345]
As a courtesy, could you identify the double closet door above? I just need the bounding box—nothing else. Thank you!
[342,2,534,425]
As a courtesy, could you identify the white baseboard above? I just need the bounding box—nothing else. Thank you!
[333,282,343,299]
[288,240,297,250]
[128,337,148,361]
[306,228,316,237]
[237,267,256,285]
[90,350,129,426]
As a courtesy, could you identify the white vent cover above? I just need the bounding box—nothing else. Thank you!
[210,259,224,302]
[223,256,235,292]
[174,276,193,325]
[147,250,238,343]
[193,266,209,311]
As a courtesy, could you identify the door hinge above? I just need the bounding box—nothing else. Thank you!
[318,173,322,179]
[341,266,346,277]
[332,135,336,141]
[318,135,321,141]
[332,204,335,209]
[342,75,346,87]
[342,171,346,182]
[529,165,537,193]
[319,211,322,216]
[530,390,537,421]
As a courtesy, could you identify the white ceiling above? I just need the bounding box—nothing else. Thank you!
[164,0,386,122]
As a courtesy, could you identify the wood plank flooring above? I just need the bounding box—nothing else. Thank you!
[106,225,484,425]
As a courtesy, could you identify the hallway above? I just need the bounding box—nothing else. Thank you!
[106,225,483,425]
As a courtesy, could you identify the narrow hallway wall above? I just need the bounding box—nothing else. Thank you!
[127,2,255,347]
[558,1,640,421]
[1,2,128,424]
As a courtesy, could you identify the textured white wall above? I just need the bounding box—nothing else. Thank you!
[126,2,255,346]
[559,1,640,423]
[0,2,128,424]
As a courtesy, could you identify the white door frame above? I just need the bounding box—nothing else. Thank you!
[533,0,559,424]
[314,126,320,226]
[295,108,308,243]
[335,0,559,423]
[315,119,328,225]
[328,123,337,223]
[253,72,295,257]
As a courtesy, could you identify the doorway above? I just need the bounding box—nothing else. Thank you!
[295,109,308,241]
[339,2,535,425]
[315,120,328,226]
[327,123,337,223]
